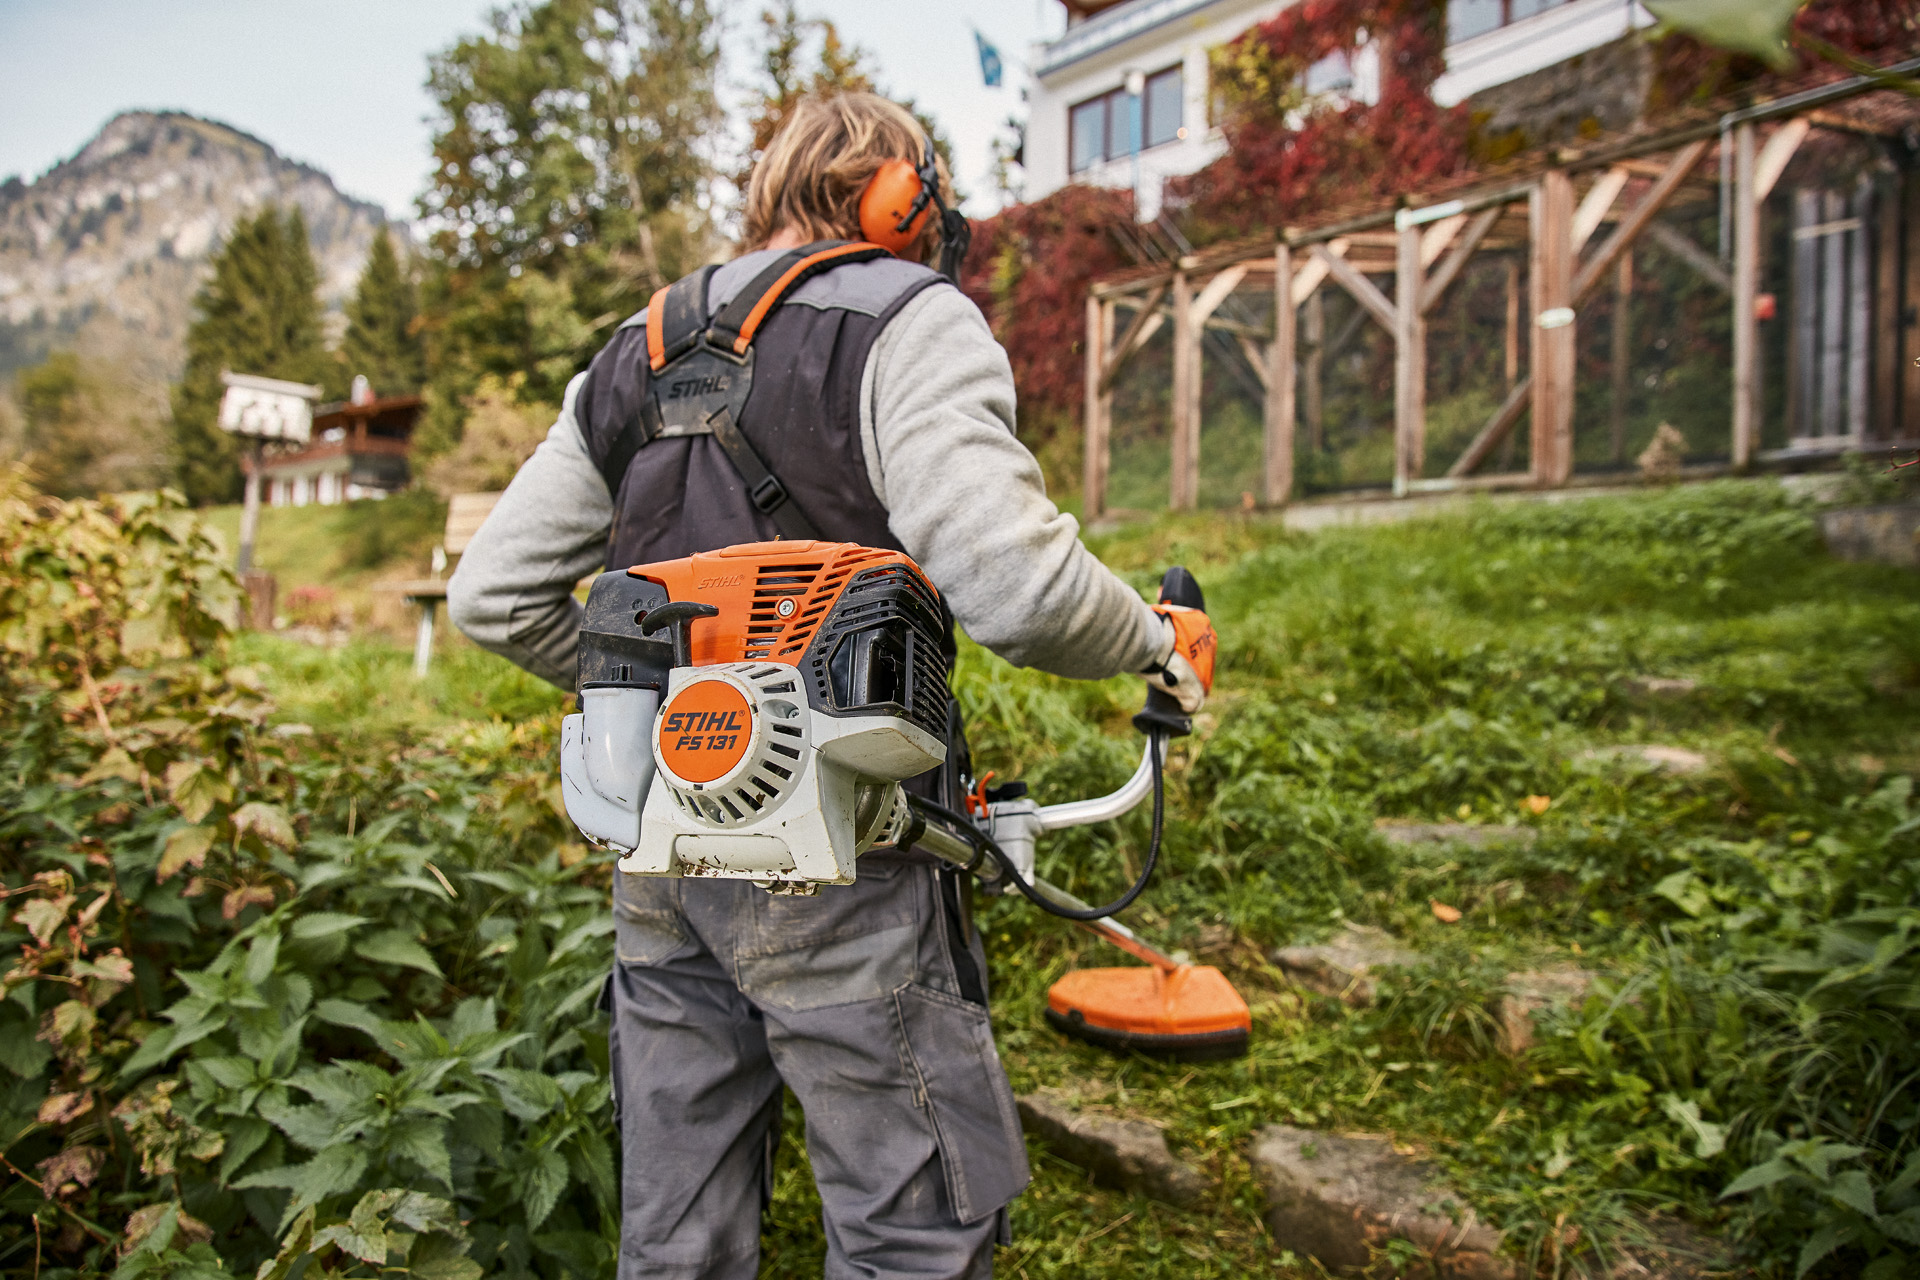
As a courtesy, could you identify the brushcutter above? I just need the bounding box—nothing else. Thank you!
[559,540,1251,1061]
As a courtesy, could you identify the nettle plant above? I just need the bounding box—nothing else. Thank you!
[0,469,619,1279]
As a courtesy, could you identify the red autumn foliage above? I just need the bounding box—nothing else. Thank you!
[958,183,1135,431]
[1652,0,1920,110]
[1167,0,1469,243]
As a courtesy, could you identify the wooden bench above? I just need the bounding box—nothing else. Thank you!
[387,492,502,677]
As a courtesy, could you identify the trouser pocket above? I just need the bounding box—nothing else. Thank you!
[892,981,1031,1224]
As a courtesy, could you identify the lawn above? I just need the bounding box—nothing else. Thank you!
[5,476,1917,1278]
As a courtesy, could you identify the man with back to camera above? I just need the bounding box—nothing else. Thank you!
[447,92,1215,1279]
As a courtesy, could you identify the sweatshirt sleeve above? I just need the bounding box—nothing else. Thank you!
[860,285,1166,680]
[445,372,610,690]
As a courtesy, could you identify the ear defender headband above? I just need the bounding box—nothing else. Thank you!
[856,134,972,281]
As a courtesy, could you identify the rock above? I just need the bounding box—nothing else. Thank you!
[1251,1126,1516,1279]
[1271,923,1420,1008]
[1818,502,1920,569]
[1016,1091,1206,1207]
[1375,821,1537,850]
[1606,1214,1729,1278]
[1618,675,1699,700]
[1577,745,1710,776]
[1493,968,1595,1055]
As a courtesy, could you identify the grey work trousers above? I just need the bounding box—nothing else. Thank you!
[610,856,1030,1280]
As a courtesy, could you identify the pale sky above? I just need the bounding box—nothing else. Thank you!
[0,0,1066,222]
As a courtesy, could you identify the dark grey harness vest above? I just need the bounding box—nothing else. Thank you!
[574,243,943,570]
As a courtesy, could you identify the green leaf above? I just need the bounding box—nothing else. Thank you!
[1796,1222,1855,1278]
[386,1191,466,1241]
[254,1205,316,1280]
[290,913,369,941]
[388,1118,454,1187]
[232,802,297,850]
[524,1146,568,1231]
[243,931,281,988]
[1643,0,1805,69]
[159,825,217,882]
[237,1145,371,1225]
[1829,1168,1877,1218]
[355,930,444,978]
[408,1232,483,1280]
[1651,870,1711,918]
[1722,1158,1795,1198]
[1660,1094,1726,1159]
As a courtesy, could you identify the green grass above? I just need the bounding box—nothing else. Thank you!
[241,480,1920,1277]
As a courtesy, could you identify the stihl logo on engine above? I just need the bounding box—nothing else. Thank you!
[666,374,730,400]
[696,574,744,589]
[656,679,754,785]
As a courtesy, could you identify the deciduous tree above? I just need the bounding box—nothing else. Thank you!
[415,0,722,457]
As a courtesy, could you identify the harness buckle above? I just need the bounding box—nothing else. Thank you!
[749,475,790,514]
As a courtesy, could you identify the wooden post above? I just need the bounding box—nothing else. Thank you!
[1170,270,1198,510]
[1874,173,1901,442]
[1501,258,1520,470]
[1083,294,1113,521]
[1266,243,1296,506]
[1732,120,1759,469]
[1394,222,1426,495]
[1531,172,1575,486]
[237,439,264,574]
[1304,289,1326,453]
[1612,252,1633,464]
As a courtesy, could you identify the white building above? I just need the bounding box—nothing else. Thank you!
[1024,0,1656,220]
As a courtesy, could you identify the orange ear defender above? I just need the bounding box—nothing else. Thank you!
[858,157,935,253]
[856,134,972,280]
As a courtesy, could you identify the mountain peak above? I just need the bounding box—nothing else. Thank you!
[0,110,399,384]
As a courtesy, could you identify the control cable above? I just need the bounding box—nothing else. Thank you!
[907,730,1167,922]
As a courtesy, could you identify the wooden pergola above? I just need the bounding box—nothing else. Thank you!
[1080,59,1920,519]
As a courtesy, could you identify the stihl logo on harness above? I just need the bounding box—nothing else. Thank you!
[666,374,731,400]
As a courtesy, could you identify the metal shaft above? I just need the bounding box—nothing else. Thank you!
[909,811,1183,973]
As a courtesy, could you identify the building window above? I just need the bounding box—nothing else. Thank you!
[1068,65,1184,174]
[1144,66,1183,148]
[1447,0,1570,44]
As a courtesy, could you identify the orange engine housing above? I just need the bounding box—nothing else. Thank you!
[627,540,931,668]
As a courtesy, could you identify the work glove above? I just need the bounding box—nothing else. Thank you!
[1140,604,1216,715]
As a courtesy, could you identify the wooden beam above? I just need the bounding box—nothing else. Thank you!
[1645,220,1731,293]
[1572,166,1629,254]
[1572,138,1711,306]
[1419,213,1467,268]
[1289,237,1348,304]
[1732,121,1759,470]
[1611,252,1633,465]
[1419,205,1502,315]
[1304,290,1325,453]
[1171,271,1199,511]
[1315,243,1397,330]
[1394,222,1426,496]
[1191,263,1250,327]
[1533,172,1576,486]
[1449,377,1533,477]
[1098,283,1167,392]
[1265,242,1295,505]
[1237,336,1270,389]
[1755,117,1810,201]
[1084,295,1114,522]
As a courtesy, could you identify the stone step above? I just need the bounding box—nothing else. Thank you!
[1251,1125,1515,1279]
[1015,1090,1206,1207]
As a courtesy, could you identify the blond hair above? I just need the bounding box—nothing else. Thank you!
[742,93,953,258]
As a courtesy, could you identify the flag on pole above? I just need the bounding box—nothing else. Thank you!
[973,29,1004,87]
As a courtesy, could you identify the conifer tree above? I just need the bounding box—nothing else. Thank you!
[170,208,338,504]
[342,231,425,397]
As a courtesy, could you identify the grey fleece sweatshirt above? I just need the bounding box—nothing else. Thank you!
[446,260,1165,691]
